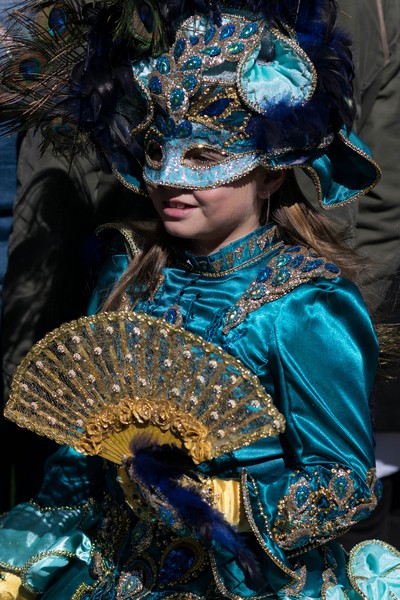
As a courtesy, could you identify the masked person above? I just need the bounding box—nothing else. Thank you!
[0,1,399,598]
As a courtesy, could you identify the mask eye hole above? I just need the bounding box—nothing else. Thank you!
[146,140,163,168]
[182,146,229,168]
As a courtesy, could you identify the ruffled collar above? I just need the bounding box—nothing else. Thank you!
[175,224,282,275]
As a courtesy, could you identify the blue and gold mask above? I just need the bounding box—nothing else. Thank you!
[0,0,381,208]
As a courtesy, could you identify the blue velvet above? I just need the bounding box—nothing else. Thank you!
[1,225,398,599]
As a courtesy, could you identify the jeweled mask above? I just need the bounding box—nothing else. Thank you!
[129,12,318,189]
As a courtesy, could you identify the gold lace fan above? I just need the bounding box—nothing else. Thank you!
[6,311,285,464]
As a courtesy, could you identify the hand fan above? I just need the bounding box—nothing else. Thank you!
[6,310,285,465]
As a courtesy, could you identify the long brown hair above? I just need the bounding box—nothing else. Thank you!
[103,171,371,311]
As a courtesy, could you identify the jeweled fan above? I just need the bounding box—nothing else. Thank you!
[6,310,285,464]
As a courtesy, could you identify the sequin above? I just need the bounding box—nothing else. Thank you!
[227,42,245,55]
[220,23,236,40]
[201,46,221,57]
[204,26,216,45]
[239,22,259,38]
[174,38,186,61]
[170,88,185,111]
[302,259,323,272]
[182,74,198,91]
[272,268,291,286]
[48,7,67,37]
[149,76,162,94]
[287,245,301,252]
[157,56,170,75]
[182,56,202,71]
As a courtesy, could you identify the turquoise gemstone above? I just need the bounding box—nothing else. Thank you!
[157,56,170,75]
[256,267,272,283]
[325,262,340,274]
[220,23,235,40]
[174,38,186,61]
[291,254,304,268]
[165,308,177,324]
[170,88,185,111]
[276,254,291,268]
[239,22,259,38]
[149,76,162,94]
[245,284,266,300]
[227,42,245,55]
[176,120,193,138]
[202,46,221,57]
[296,486,309,507]
[204,25,216,44]
[334,476,348,499]
[182,56,202,71]
[272,268,291,286]
[182,75,198,91]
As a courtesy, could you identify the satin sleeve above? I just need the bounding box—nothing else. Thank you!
[241,278,381,560]
[0,446,104,596]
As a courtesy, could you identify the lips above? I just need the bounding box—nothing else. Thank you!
[163,200,194,209]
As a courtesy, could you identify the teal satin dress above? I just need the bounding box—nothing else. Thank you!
[1,224,400,599]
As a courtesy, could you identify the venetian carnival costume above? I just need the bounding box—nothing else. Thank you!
[1,0,400,598]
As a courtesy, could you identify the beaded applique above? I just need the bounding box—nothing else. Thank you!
[223,244,341,333]
[272,467,381,552]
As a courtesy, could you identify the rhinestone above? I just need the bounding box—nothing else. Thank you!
[182,74,197,91]
[291,254,304,268]
[276,254,291,268]
[239,22,259,38]
[302,259,323,272]
[174,38,186,61]
[245,283,266,300]
[176,120,193,138]
[272,268,291,286]
[157,56,170,75]
[170,88,185,111]
[256,267,272,283]
[182,56,202,71]
[227,42,245,55]
[189,35,200,45]
[201,46,221,57]
[325,262,340,274]
[220,23,235,40]
[204,25,216,44]
[149,76,162,94]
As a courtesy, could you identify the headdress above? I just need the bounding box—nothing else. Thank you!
[0,0,380,207]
